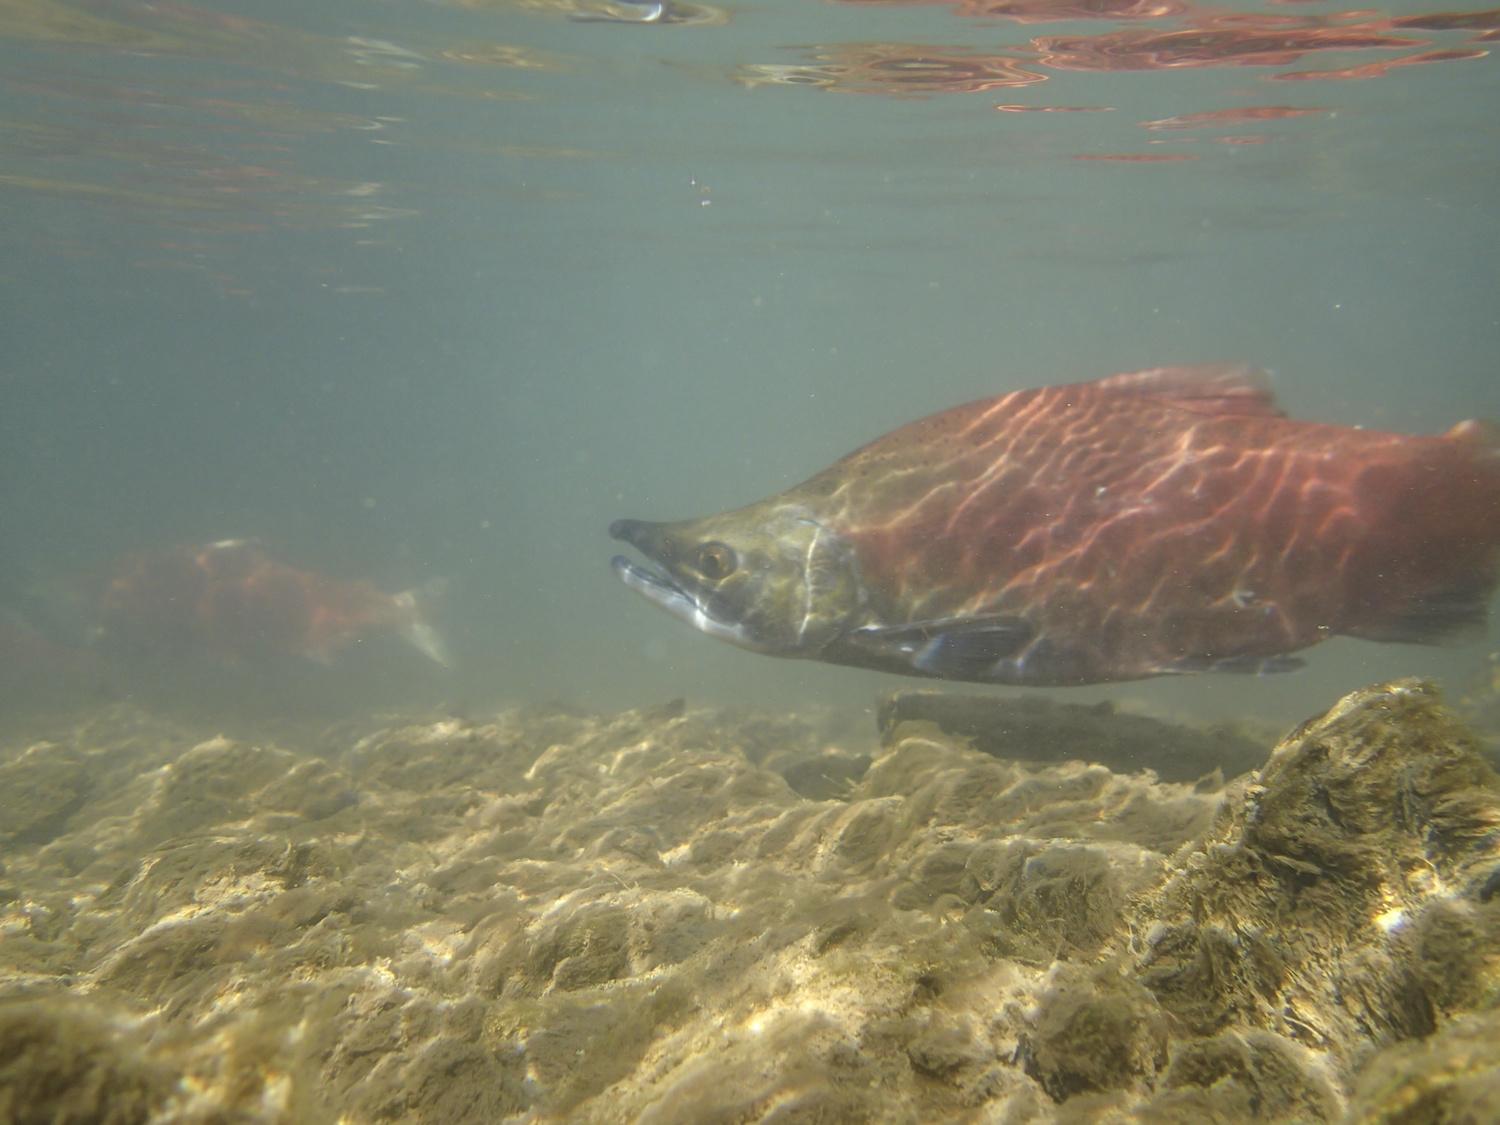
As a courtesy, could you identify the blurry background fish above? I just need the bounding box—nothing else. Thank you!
[0,541,450,720]
[95,539,450,668]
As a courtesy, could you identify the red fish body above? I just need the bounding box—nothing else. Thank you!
[97,540,448,667]
[610,365,1500,685]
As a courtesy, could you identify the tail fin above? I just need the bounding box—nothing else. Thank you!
[392,579,451,667]
[1349,417,1500,645]
[1444,418,1500,543]
[1443,418,1500,456]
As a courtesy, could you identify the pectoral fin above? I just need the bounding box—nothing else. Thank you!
[846,613,1034,679]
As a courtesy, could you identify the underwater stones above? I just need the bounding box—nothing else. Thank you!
[1344,1010,1500,1123]
[255,758,357,822]
[390,1037,527,1122]
[904,1010,995,1079]
[0,996,170,1125]
[778,748,872,800]
[346,713,546,796]
[142,737,294,832]
[92,913,232,1016]
[961,838,1166,962]
[103,833,344,939]
[522,898,635,993]
[864,730,1218,857]
[1399,894,1500,1016]
[1023,966,1171,1101]
[1132,678,1500,1070]
[0,743,91,847]
[128,736,360,846]
[323,989,530,1123]
[1153,1029,1341,1122]
[1,680,1498,1121]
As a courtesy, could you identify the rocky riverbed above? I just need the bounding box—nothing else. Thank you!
[1,679,1497,1122]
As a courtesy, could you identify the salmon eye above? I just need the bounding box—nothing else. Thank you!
[695,542,736,580]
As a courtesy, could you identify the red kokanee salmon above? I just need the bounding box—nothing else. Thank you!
[98,539,449,667]
[609,365,1500,686]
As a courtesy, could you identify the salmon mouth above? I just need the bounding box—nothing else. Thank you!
[611,552,753,645]
[608,517,705,622]
[610,553,698,615]
[609,519,752,645]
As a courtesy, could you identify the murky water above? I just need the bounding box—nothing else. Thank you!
[2,5,1499,1118]
[4,0,1499,729]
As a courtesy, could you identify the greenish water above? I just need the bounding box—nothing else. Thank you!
[2,0,1498,730]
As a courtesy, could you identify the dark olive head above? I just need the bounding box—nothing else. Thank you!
[609,503,866,654]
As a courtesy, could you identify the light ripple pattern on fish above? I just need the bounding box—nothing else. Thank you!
[611,365,1500,686]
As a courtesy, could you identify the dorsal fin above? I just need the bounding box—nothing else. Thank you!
[1094,364,1282,417]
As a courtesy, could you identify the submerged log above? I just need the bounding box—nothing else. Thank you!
[877,690,1271,783]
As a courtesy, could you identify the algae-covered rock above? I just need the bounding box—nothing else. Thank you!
[1155,1029,1342,1123]
[0,678,1496,1122]
[1132,678,1500,1066]
[1345,1010,1500,1123]
[1024,965,1170,1100]
[0,996,171,1124]
[0,743,91,846]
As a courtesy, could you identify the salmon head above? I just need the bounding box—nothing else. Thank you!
[610,502,867,656]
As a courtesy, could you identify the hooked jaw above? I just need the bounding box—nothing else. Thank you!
[609,519,755,647]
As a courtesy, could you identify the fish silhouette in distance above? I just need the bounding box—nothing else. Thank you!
[609,365,1500,686]
[97,539,450,668]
